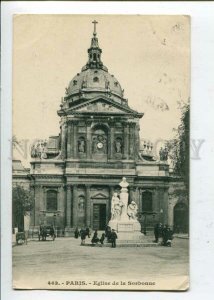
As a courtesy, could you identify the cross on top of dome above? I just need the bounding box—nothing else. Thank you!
[82,20,108,72]
[92,20,98,36]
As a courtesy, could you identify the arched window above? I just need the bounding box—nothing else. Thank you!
[142,191,153,212]
[46,190,57,211]
[93,53,96,61]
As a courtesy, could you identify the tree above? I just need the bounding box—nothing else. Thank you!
[12,185,34,232]
[166,102,190,194]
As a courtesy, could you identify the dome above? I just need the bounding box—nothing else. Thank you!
[66,68,123,99]
[63,22,126,105]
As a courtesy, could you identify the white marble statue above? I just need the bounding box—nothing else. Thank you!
[119,177,129,191]
[111,193,122,221]
[127,201,138,220]
[119,177,129,221]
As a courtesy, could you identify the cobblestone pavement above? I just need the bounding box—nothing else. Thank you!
[13,236,189,290]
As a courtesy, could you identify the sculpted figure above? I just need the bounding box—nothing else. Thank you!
[41,147,47,159]
[119,177,129,189]
[111,193,122,221]
[31,144,36,158]
[127,201,138,220]
[115,139,122,153]
[159,146,168,161]
[78,139,85,153]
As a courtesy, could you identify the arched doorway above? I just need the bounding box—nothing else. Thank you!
[173,202,189,233]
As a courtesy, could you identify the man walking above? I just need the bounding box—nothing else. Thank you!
[111,229,118,248]
[154,223,163,243]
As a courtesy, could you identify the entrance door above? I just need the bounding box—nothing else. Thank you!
[174,202,188,233]
[93,204,106,230]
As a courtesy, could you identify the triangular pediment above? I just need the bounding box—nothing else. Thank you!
[65,96,143,117]
[77,100,127,113]
[92,192,108,199]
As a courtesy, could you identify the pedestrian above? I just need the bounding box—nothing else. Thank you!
[154,223,159,243]
[162,225,173,246]
[74,227,79,239]
[80,228,86,245]
[91,230,99,244]
[153,223,163,243]
[110,229,118,248]
[105,225,111,242]
[100,233,105,245]
[85,227,91,238]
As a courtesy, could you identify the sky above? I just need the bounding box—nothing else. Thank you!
[13,15,190,165]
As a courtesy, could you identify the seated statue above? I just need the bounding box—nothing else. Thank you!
[127,201,138,220]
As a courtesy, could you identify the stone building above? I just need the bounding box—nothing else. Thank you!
[28,23,188,235]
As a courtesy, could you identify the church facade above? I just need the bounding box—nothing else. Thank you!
[28,23,188,235]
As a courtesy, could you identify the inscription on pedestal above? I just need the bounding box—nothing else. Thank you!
[118,223,133,232]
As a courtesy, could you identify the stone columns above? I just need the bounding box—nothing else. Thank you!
[138,188,142,212]
[67,123,71,158]
[72,185,78,227]
[110,125,115,159]
[129,123,135,159]
[163,188,169,225]
[129,186,135,203]
[153,188,159,213]
[86,122,92,159]
[34,185,42,226]
[30,185,35,226]
[135,122,140,158]
[61,122,67,159]
[66,185,72,227]
[109,186,114,220]
[123,123,129,159]
[85,185,91,227]
[73,121,78,159]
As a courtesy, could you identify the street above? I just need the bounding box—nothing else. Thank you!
[13,236,189,290]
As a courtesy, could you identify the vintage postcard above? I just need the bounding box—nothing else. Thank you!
[12,15,190,290]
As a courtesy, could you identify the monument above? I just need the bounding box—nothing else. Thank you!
[108,177,144,241]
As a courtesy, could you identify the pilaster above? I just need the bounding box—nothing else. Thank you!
[72,185,78,227]
[86,121,92,159]
[85,185,91,227]
[73,121,78,159]
[66,185,72,227]
[123,122,129,159]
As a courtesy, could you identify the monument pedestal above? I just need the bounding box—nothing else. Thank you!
[108,177,145,244]
[108,220,144,241]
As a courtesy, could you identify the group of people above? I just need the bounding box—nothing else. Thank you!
[154,223,173,247]
[74,226,118,248]
[74,227,91,244]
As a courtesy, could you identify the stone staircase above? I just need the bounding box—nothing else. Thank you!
[82,231,161,247]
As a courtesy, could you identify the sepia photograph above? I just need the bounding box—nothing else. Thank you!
[12,15,190,290]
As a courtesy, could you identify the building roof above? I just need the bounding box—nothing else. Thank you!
[66,68,123,100]
[62,21,128,108]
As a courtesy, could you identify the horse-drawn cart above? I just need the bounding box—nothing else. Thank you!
[38,225,56,241]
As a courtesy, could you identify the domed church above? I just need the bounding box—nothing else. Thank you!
[29,21,187,235]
